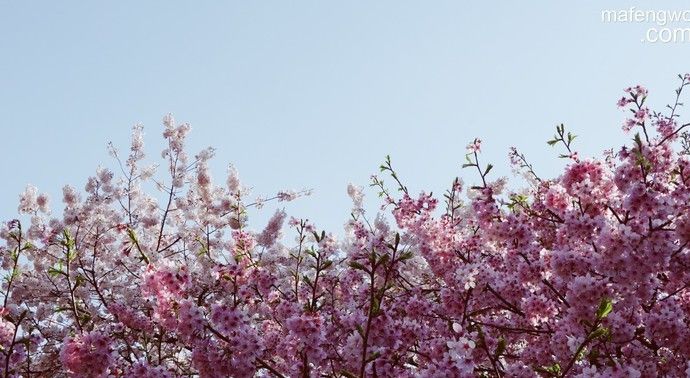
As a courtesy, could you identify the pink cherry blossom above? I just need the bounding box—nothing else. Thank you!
[2,75,690,377]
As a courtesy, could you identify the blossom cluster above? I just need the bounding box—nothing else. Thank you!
[2,76,690,377]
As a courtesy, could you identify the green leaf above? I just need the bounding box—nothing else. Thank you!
[372,297,381,315]
[484,164,493,176]
[340,371,358,378]
[590,326,609,340]
[366,351,381,363]
[377,253,390,266]
[47,267,64,278]
[355,324,364,337]
[399,251,414,261]
[596,298,613,319]
[588,348,601,364]
[633,133,643,147]
[348,261,368,272]
[62,229,75,249]
[535,363,561,377]
[75,274,85,288]
[127,228,137,243]
[494,337,506,358]
[302,275,312,287]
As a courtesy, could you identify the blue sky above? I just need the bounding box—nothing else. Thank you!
[2,1,690,233]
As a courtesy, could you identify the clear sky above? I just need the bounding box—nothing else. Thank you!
[2,1,690,233]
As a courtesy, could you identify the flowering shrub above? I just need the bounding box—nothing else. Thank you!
[3,76,690,377]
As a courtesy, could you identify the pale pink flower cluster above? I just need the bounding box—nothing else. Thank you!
[17,184,49,214]
[466,137,482,153]
[256,209,286,247]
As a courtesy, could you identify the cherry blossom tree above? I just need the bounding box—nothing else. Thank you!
[3,76,690,377]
